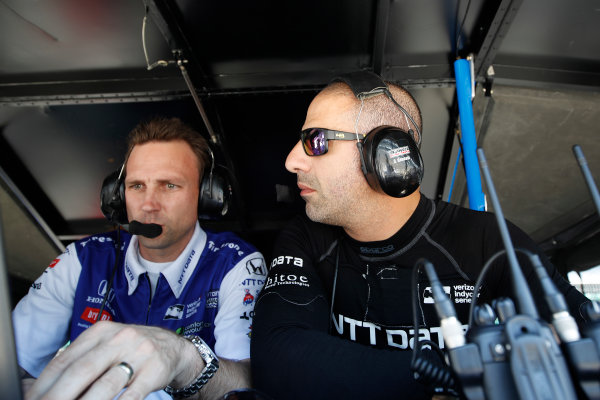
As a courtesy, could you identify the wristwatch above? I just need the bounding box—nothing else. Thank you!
[164,335,220,398]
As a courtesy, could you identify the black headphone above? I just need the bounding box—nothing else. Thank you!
[100,146,231,225]
[330,71,424,198]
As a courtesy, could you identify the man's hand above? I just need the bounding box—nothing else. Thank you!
[25,321,197,400]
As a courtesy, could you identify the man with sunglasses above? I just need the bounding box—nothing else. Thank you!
[250,72,589,399]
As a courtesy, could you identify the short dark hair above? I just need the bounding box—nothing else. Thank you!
[125,117,210,176]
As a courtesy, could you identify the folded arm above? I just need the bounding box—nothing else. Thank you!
[251,290,430,400]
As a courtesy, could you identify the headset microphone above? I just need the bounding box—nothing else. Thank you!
[128,221,162,239]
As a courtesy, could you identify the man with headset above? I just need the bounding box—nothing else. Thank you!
[250,72,589,399]
[13,117,266,399]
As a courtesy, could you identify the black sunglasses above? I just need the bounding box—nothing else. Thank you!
[300,128,365,156]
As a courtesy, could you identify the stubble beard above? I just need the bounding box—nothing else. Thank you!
[303,173,368,228]
[137,223,182,251]
[137,230,169,250]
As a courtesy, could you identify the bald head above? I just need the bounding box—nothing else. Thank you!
[319,81,422,143]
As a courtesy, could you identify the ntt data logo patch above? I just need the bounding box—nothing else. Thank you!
[270,256,303,269]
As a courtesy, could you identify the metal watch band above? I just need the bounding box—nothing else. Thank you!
[164,335,220,399]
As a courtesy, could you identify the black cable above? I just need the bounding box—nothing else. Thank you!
[410,261,456,390]
[329,243,340,335]
[467,248,506,327]
[467,247,538,328]
[411,261,424,367]
[385,92,422,144]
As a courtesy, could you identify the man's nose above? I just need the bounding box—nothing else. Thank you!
[285,141,310,173]
[140,188,160,211]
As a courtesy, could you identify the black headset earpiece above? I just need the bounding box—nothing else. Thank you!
[198,162,231,220]
[99,146,231,224]
[360,126,424,198]
[100,167,128,225]
[331,71,424,198]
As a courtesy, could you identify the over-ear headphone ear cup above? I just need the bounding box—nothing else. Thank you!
[100,170,128,225]
[361,127,424,198]
[198,165,232,220]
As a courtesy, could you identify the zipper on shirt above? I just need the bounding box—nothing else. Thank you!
[145,273,152,325]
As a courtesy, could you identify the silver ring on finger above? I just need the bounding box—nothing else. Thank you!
[116,361,134,384]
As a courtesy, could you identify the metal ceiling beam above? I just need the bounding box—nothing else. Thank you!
[386,64,456,88]
[473,0,524,80]
[0,172,65,253]
[0,70,188,106]
[0,134,65,252]
[436,95,459,202]
[145,0,251,228]
[372,0,391,76]
[143,1,220,142]
[144,0,209,87]
[0,62,462,105]
[493,64,600,91]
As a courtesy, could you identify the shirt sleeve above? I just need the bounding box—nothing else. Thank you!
[12,244,81,377]
[251,217,431,400]
[214,251,266,360]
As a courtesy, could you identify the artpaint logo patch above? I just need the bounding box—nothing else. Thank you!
[44,258,61,274]
[81,307,112,323]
